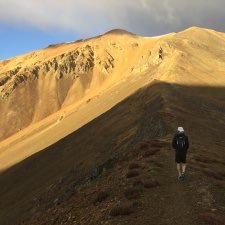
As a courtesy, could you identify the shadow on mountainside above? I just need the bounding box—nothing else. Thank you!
[0,81,225,225]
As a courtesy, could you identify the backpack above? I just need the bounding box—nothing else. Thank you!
[177,135,186,151]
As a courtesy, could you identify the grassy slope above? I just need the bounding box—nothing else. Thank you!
[0,81,225,225]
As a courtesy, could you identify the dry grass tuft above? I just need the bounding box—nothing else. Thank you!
[132,179,144,187]
[149,140,166,148]
[93,190,110,204]
[199,212,225,225]
[146,158,156,163]
[142,149,160,158]
[126,169,140,178]
[145,158,163,168]
[132,201,140,207]
[152,161,164,168]
[214,180,225,189]
[124,186,142,199]
[110,202,133,216]
[143,179,160,188]
[128,162,141,170]
[139,142,149,150]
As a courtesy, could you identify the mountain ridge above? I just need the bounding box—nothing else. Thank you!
[0,26,225,167]
[1,81,225,225]
[0,26,225,225]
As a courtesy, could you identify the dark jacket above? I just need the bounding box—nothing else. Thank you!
[172,132,189,152]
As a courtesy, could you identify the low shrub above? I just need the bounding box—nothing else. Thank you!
[93,190,110,204]
[110,202,133,216]
[152,161,164,168]
[139,142,149,150]
[143,179,160,188]
[128,163,141,170]
[142,149,160,158]
[124,187,142,200]
[149,140,165,148]
[126,170,140,178]
[132,179,144,187]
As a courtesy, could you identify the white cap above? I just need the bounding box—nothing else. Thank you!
[177,127,184,133]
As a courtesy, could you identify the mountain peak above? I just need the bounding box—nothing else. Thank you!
[104,29,137,36]
[182,26,217,34]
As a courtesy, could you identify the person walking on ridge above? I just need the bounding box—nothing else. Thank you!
[172,127,189,181]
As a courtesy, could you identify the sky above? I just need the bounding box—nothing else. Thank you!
[1,0,225,60]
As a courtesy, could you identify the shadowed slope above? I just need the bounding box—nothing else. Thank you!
[0,81,225,225]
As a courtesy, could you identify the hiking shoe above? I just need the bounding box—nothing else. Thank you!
[178,175,183,181]
[181,172,186,180]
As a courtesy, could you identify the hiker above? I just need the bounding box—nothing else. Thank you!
[172,127,189,181]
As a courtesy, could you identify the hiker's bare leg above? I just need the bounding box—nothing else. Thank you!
[177,163,182,176]
[181,163,186,174]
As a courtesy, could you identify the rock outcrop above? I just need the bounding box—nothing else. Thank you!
[1,27,225,142]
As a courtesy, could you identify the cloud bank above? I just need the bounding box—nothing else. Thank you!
[0,0,225,37]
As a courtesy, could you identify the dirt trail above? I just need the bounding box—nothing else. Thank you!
[16,140,223,225]
[100,138,208,225]
[16,140,202,225]
[140,142,205,225]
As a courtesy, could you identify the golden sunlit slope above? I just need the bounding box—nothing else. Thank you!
[157,27,225,85]
[0,29,164,142]
[1,27,225,171]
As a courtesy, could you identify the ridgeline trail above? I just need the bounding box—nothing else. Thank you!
[1,82,225,225]
[19,138,224,225]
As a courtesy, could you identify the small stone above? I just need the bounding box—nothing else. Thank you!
[53,198,60,205]
[211,208,217,211]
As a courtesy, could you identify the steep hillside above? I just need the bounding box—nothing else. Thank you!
[1,27,225,172]
[0,81,225,225]
[0,26,225,224]
[0,29,163,142]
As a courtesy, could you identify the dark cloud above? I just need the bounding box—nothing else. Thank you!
[0,0,225,37]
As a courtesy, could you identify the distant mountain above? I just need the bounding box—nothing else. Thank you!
[1,26,225,168]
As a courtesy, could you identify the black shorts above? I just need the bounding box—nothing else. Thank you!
[175,152,187,163]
